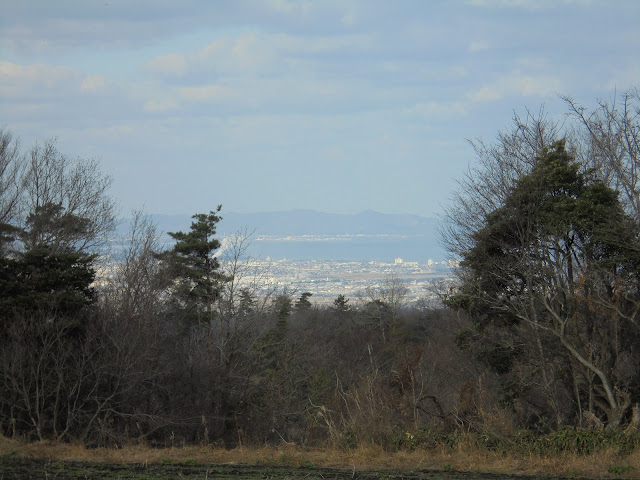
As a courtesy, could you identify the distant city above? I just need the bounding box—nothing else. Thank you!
[207,210,449,304]
[240,257,455,305]
[113,210,455,305]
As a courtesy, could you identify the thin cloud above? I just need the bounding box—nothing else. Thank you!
[177,84,233,102]
[467,0,546,9]
[145,53,187,77]
[403,101,468,120]
[143,97,180,113]
[469,72,563,102]
[469,41,489,53]
[81,74,106,92]
[0,61,78,95]
[467,0,594,9]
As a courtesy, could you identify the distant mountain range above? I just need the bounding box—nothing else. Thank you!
[126,210,446,262]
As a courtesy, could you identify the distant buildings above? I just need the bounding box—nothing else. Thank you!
[230,258,453,305]
[95,254,454,307]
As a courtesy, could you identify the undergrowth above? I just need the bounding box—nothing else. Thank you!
[1,430,640,479]
[389,426,640,457]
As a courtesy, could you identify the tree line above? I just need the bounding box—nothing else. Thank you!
[1,87,639,449]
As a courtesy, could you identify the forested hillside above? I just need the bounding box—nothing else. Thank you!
[2,88,640,454]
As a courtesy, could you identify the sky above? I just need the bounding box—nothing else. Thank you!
[1,0,639,218]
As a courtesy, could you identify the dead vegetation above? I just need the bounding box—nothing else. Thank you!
[1,433,638,479]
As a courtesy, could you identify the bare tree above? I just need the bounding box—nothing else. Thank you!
[108,211,166,320]
[216,228,275,323]
[441,108,564,259]
[0,129,24,228]
[563,88,640,220]
[359,275,409,343]
[21,138,117,253]
[88,212,176,445]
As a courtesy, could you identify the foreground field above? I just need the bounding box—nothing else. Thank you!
[1,435,638,479]
[0,457,602,480]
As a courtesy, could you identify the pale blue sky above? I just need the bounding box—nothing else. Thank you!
[2,0,639,217]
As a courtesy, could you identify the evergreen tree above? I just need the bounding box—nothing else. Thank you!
[294,292,313,311]
[274,294,292,339]
[162,207,226,326]
[333,294,350,313]
[0,203,96,325]
[447,141,640,428]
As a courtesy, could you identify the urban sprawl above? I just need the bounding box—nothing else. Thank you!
[242,257,456,305]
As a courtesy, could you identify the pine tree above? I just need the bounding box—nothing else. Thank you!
[162,207,226,326]
[294,292,313,311]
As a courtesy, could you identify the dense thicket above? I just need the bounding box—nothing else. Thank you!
[1,87,639,448]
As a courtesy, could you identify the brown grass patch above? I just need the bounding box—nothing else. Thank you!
[1,434,639,478]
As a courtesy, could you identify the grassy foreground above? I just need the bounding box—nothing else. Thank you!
[1,434,639,479]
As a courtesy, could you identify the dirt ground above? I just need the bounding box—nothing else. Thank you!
[0,457,600,480]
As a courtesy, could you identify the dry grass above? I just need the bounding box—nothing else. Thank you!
[1,434,638,478]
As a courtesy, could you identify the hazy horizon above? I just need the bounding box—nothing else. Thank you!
[117,209,446,262]
[147,207,441,218]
